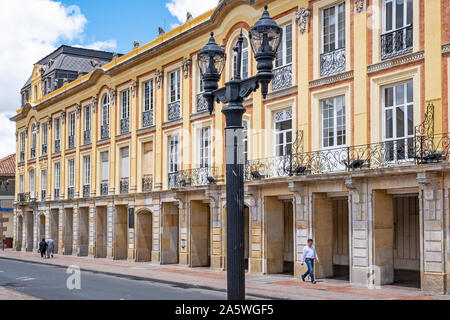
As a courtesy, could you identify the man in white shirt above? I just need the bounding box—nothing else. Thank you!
[301,239,319,284]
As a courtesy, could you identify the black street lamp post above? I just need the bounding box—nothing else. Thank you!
[198,5,281,300]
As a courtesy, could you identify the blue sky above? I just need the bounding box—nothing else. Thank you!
[59,0,181,54]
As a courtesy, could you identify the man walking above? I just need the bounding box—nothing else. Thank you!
[38,238,47,259]
[301,239,319,284]
[46,238,54,259]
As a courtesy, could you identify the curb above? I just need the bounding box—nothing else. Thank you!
[0,256,287,300]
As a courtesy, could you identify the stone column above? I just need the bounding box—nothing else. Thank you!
[151,196,162,263]
[206,188,224,271]
[346,178,372,287]
[245,186,263,274]
[58,207,64,254]
[127,204,135,261]
[88,204,96,258]
[417,172,448,294]
[32,210,39,253]
[176,193,189,265]
[289,182,310,279]
[106,203,115,259]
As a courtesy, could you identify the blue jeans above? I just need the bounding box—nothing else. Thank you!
[302,259,315,282]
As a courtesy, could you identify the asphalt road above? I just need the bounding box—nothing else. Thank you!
[0,258,228,300]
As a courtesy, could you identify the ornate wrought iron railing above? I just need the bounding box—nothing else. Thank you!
[381,25,413,60]
[121,118,130,134]
[168,101,181,121]
[30,147,36,159]
[18,192,30,203]
[54,188,60,200]
[55,140,61,153]
[68,187,74,199]
[101,124,109,139]
[84,130,91,145]
[101,181,108,196]
[143,110,154,127]
[20,151,25,162]
[142,174,153,192]
[41,190,46,201]
[83,185,90,198]
[272,64,292,91]
[42,144,47,155]
[197,93,209,113]
[68,135,75,149]
[168,167,218,189]
[120,177,129,194]
[320,47,346,77]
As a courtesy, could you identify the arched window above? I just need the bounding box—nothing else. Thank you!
[101,94,110,125]
[232,37,249,80]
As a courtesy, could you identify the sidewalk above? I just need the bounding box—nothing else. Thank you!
[0,286,38,300]
[0,249,448,300]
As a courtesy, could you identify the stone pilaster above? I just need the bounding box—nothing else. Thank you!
[289,182,310,278]
[206,188,224,271]
[88,204,96,258]
[72,206,80,256]
[58,207,64,254]
[151,198,162,263]
[127,205,136,261]
[245,186,263,274]
[32,210,38,253]
[346,178,372,286]
[417,172,448,294]
[176,193,190,265]
[106,204,115,259]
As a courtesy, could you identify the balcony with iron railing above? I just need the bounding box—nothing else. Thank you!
[121,118,130,134]
[68,187,74,199]
[143,110,154,127]
[381,25,413,60]
[101,181,108,196]
[120,177,129,194]
[54,188,60,200]
[169,167,218,189]
[197,94,209,113]
[272,64,292,91]
[68,135,75,149]
[41,190,46,201]
[30,147,36,159]
[320,47,346,77]
[20,151,25,162]
[84,130,91,145]
[101,124,109,139]
[142,174,153,192]
[42,144,47,155]
[18,192,30,203]
[168,101,181,121]
[55,140,61,153]
[83,185,90,198]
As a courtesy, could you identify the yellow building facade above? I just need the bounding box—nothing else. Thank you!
[11,0,450,294]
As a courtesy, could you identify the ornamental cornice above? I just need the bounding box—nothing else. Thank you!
[367,51,424,74]
[309,71,354,89]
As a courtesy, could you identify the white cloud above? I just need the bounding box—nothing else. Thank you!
[166,0,218,24]
[0,0,115,158]
[74,40,117,51]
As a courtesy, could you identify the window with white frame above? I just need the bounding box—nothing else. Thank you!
[275,24,293,68]
[169,135,180,173]
[169,70,181,103]
[42,170,47,194]
[102,94,110,125]
[383,81,414,161]
[143,80,154,111]
[101,152,109,183]
[321,96,346,149]
[29,169,35,196]
[31,124,36,157]
[322,2,345,54]
[121,90,130,119]
[69,112,75,136]
[243,121,249,163]
[198,66,204,94]
[55,118,61,141]
[232,37,249,80]
[42,122,48,149]
[19,175,24,193]
[84,155,91,186]
[84,106,91,131]
[383,0,413,33]
[54,163,60,190]
[199,127,211,168]
[20,132,25,154]
[121,147,130,178]
[68,159,75,188]
[274,109,293,157]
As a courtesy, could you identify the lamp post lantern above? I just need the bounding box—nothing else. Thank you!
[198,5,281,300]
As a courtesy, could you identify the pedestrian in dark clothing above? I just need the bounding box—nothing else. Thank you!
[38,238,47,259]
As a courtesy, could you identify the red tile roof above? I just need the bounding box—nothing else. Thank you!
[0,154,15,176]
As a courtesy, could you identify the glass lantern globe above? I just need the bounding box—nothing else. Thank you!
[198,32,225,78]
[249,5,282,55]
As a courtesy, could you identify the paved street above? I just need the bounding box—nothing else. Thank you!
[0,259,227,300]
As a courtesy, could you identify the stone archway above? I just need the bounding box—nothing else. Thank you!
[136,209,153,262]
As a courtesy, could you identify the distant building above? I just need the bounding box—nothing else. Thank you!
[0,154,15,238]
